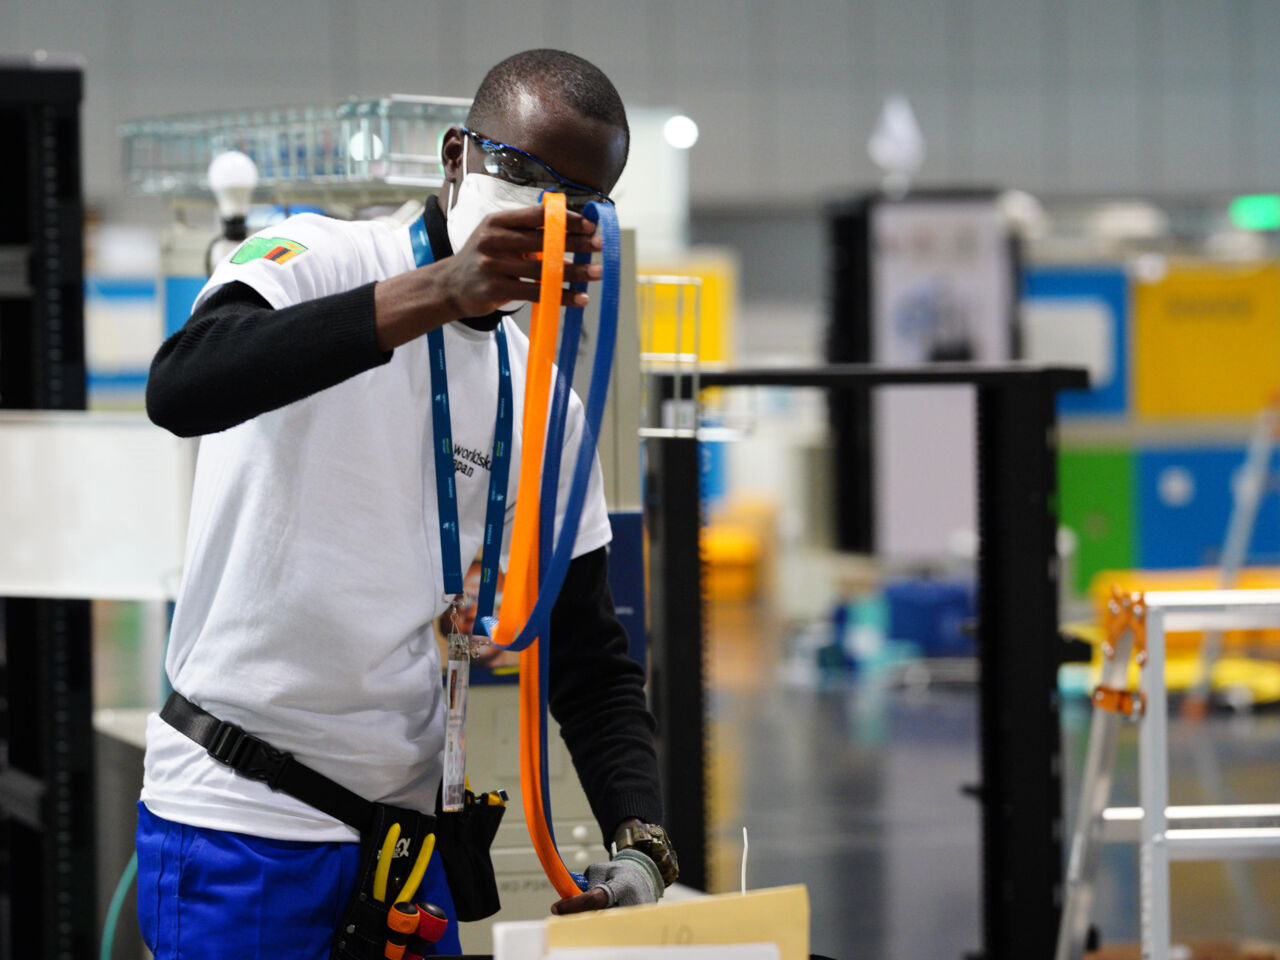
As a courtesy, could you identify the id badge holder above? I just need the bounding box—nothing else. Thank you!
[442,620,471,813]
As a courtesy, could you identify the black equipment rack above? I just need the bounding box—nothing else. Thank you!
[0,56,93,960]
[646,362,1087,960]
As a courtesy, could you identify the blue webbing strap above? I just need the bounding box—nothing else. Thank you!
[533,216,588,855]
[535,202,620,879]
[474,201,620,650]
[463,200,620,892]
[506,200,621,648]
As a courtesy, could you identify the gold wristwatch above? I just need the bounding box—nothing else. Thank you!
[613,821,680,887]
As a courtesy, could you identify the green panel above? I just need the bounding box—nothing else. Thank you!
[1230,194,1280,231]
[1059,448,1136,596]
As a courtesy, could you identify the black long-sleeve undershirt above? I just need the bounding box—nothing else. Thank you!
[147,280,663,843]
[549,545,662,839]
[146,280,390,437]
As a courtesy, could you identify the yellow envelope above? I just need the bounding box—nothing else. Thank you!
[545,885,809,960]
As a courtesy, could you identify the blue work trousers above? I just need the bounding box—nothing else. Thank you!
[135,801,461,958]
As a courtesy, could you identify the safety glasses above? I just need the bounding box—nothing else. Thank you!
[461,127,614,209]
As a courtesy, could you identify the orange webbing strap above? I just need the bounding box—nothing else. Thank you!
[495,192,565,651]
[489,193,580,898]
[519,641,580,895]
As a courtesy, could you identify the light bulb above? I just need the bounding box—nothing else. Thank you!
[348,132,384,163]
[869,94,925,179]
[663,115,699,150]
[207,151,258,221]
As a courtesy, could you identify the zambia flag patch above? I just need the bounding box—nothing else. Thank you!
[230,237,308,265]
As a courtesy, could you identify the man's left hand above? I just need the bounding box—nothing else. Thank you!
[549,849,665,915]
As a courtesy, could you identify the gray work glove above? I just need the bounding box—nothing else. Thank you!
[584,848,665,907]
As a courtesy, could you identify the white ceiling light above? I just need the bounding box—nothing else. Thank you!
[348,132,384,163]
[663,115,699,150]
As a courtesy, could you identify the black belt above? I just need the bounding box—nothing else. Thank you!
[160,690,376,833]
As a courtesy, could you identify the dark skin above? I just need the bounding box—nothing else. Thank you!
[376,85,642,914]
[372,83,628,351]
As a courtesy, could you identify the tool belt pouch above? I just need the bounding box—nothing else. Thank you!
[331,802,438,960]
[433,789,505,922]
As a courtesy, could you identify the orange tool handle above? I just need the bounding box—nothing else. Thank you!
[384,901,419,960]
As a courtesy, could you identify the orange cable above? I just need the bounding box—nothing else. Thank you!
[489,193,580,898]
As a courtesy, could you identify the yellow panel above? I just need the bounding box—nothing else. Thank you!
[546,885,809,960]
[638,248,739,365]
[1133,263,1280,418]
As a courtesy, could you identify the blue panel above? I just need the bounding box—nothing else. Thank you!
[86,276,155,300]
[699,434,727,506]
[1021,266,1128,416]
[606,510,647,666]
[88,371,150,391]
[884,579,976,657]
[85,275,158,400]
[164,276,208,338]
[1136,446,1280,569]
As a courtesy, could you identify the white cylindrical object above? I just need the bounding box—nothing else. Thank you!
[207,150,259,220]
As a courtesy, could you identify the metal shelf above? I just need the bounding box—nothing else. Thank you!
[1165,828,1280,861]
[120,94,471,200]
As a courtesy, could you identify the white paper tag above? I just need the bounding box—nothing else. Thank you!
[442,632,472,813]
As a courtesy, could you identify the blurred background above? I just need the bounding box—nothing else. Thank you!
[5,2,1280,959]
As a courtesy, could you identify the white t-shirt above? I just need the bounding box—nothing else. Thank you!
[141,211,613,842]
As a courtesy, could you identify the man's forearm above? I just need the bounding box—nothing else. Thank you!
[146,281,390,437]
[372,257,468,351]
[548,548,664,843]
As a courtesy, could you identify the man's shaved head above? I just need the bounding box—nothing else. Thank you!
[467,49,629,160]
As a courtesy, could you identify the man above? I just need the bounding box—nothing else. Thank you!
[139,49,677,959]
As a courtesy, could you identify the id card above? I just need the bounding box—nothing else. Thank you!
[442,632,471,813]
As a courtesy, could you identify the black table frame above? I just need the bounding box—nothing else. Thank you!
[646,363,1088,960]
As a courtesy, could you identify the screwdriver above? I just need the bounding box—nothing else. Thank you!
[384,902,419,960]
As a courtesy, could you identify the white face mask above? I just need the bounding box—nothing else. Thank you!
[445,172,547,254]
[447,138,546,244]
[445,139,546,314]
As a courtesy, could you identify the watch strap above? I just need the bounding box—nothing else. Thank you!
[614,822,680,888]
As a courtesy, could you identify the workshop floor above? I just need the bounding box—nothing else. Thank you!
[704,598,1280,960]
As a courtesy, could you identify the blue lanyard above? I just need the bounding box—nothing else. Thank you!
[410,215,513,621]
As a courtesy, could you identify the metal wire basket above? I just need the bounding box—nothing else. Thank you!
[120,94,471,201]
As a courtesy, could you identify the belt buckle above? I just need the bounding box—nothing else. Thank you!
[207,720,250,766]
[207,720,291,789]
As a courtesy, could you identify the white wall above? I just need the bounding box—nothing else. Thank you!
[4,0,1280,211]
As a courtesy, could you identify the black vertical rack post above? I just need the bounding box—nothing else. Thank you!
[0,57,93,960]
[973,373,1065,960]
[644,433,707,890]
[650,364,1086,958]
[824,198,875,553]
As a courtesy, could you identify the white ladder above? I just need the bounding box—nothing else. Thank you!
[1056,589,1280,960]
